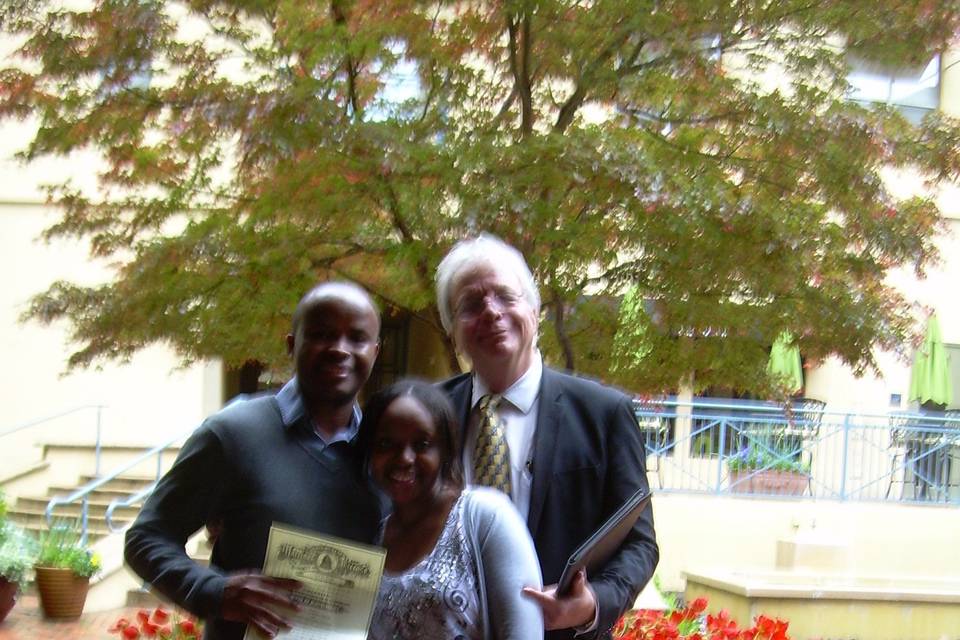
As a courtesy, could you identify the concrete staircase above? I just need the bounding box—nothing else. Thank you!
[6,473,154,541]
[1,441,187,612]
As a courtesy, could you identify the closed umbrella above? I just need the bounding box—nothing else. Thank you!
[767,331,803,394]
[908,313,953,408]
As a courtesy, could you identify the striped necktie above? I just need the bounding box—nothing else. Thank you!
[473,394,512,495]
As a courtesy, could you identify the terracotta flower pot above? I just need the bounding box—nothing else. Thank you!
[0,576,17,623]
[729,469,808,495]
[34,566,89,619]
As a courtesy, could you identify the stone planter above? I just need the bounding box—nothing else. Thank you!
[729,469,808,495]
[0,576,17,623]
[34,566,89,619]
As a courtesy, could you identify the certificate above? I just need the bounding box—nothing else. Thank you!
[244,523,386,640]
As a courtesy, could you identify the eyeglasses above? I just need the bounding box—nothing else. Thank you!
[454,288,524,318]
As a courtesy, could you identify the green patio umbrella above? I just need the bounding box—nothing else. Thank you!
[767,331,803,394]
[908,313,953,408]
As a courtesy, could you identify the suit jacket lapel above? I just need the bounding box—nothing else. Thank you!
[527,367,562,538]
[447,375,474,433]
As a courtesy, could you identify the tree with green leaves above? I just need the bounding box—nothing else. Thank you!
[2,0,959,395]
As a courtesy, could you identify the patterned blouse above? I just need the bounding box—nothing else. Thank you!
[369,493,482,640]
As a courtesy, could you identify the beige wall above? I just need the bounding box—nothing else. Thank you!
[0,41,221,468]
[652,493,960,593]
[0,203,221,478]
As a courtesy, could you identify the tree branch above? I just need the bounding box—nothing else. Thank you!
[506,13,533,136]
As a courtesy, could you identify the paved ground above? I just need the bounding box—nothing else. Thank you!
[0,594,144,640]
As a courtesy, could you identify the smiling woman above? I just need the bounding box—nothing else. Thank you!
[357,379,544,640]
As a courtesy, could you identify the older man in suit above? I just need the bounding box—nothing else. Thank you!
[436,235,659,640]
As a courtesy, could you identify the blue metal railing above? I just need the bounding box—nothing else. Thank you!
[10,395,957,547]
[1,405,107,475]
[635,397,960,506]
[43,394,253,544]
[44,425,196,544]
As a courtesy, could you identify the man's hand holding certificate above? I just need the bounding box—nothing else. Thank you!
[244,524,385,640]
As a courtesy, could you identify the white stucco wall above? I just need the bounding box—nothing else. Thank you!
[0,203,222,471]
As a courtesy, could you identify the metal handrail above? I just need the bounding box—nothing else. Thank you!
[0,404,105,439]
[105,484,157,533]
[634,396,960,425]
[45,395,255,544]
[1,404,107,475]
[44,424,197,545]
[631,396,960,504]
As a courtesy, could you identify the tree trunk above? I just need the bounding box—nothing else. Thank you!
[551,299,576,372]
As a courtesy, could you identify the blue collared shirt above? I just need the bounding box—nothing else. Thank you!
[275,377,361,453]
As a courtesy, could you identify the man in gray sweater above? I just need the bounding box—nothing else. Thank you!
[125,282,385,639]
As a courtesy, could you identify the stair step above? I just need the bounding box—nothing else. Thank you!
[47,485,150,500]
[15,496,141,514]
[126,586,169,608]
[77,474,158,491]
[42,443,182,455]
[12,519,120,540]
[7,510,135,529]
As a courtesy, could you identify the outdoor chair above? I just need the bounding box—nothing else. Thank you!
[887,412,916,499]
[791,398,825,494]
[887,412,952,501]
[635,410,673,489]
[942,410,960,501]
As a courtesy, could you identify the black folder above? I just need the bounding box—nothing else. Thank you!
[555,486,652,596]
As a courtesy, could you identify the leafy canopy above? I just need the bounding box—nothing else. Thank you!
[2,0,959,394]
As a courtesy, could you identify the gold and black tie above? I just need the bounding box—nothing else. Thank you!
[473,394,512,496]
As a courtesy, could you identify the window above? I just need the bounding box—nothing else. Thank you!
[847,54,940,125]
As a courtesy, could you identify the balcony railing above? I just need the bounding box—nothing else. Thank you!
[635,397,960,505]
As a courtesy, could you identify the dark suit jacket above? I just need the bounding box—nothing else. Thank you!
[442,367,659,640]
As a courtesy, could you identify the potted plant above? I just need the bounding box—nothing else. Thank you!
[1,490,38,624]
[0,520,38,623]
[33,520,101,619]
[727,436,811,496]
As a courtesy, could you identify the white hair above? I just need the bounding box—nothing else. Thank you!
[435,234,541,335]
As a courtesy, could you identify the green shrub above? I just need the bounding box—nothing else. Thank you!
[0,522,37,586]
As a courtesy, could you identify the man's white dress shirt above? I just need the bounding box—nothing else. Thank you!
[463,354,542,520]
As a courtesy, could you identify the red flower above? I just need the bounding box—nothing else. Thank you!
[706,610,740,640]
[688,597,708,615]
[141,620,159,637]
[151,607,170,623]
[752,614,791,640]
[178,619,198,636]
[122,626,140,640]
[137,609,151,624]
[612,596,793,640]
[108,617,131,633]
